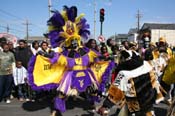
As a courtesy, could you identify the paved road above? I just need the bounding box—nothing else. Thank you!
[0,96,169,116]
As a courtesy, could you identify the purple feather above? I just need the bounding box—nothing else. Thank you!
[79,30,90,39]
[48,30,65,48]
[47,6,90,48]
[47,11,65,27]
[77,18,90,39]
[64,6,77,22]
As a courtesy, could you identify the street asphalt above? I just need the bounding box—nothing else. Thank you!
[0,96,169,116]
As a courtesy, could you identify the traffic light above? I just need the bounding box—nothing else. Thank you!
[100,8,105,22]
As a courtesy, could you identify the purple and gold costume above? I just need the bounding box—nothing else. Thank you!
[28,6,114,112]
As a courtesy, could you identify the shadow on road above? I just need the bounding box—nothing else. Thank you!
[66,97,95,110]
[21,96,169,116]
[22,96,96,116]
[22,98,54,112]
[22,100,50,110]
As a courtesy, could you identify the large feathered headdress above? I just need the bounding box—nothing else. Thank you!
[47,6,90,48]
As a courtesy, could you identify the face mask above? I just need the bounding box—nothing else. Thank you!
[70,39,78,49]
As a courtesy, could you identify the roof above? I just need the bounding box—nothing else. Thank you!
[108,34,128,40]
[128,28,138,34]
[26,36,46,40]
[141,23,175,30]
[117,34,128,38]
[24,36,47,43]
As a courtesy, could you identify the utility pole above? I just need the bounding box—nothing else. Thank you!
[93,0,96,39]
[6,24,9,33]
[23,19,31,42]
[48,0,52,18]
[136,10,142,32]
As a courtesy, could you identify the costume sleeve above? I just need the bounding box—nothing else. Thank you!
[56,54,68,66]
[88,50,100,63]
[28,55,65,90]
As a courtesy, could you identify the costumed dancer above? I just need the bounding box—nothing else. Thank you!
[144,48,166,104]
[28,6,114,114]
[153,37,174,105]
[97,50,158,116]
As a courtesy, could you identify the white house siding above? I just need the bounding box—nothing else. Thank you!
[151,29,175,46]
[128,33,138,43]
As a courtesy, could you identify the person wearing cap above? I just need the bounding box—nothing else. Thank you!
[157,37,172,59]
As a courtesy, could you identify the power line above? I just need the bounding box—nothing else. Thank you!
[0,9,24,21]
[0,25,25,33]
[0,9,43,30]
[0,18,24,29]
[0,9,46,37]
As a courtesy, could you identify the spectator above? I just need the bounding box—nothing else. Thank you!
[0,37,7,51]
[8,41,15,54]
[31,41,41,55]
[15,40,32,69]
[0,43,15,103]
[106,38,116,48]
[85,39,99,51]
[121,41,129,50]
[37,41,54,58]
[100,44,110,61]
[7,41,17,99]
[13,61,28,101]
[106,38,117,54]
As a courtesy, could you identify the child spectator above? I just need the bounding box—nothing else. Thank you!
[13,61,28,101]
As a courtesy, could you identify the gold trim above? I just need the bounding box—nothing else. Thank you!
[68,65,87,70]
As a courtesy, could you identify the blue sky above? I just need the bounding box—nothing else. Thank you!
[1,0,175,40]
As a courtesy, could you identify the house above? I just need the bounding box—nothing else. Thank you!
[128,28,138,43]
[108,34,128,45]
[139,23,175,46]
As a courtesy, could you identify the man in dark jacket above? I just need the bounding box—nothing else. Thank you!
[15,40,32,69]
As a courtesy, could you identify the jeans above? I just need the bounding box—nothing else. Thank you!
[0,74,13,102]
[17,84,27,98]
